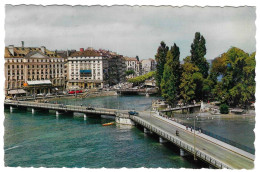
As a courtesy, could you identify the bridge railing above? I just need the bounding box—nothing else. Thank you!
[130,115,231,169]
[195,127,255,154]
[5,101,116,115]
[157,113,255,155]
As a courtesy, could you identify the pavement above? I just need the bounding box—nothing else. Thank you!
[136,111,254,169]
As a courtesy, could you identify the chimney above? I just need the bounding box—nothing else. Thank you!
[67,49,69,57]
[40,46,46,54]
[80,48,84,52]
[21,41,24,48]
[8,45,14,56]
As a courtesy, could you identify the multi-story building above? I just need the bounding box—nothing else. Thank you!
[124,56,142,78]
[141,58,156,74]
[96,49,126,86]
[107,54,126,85]
[4,42,65,97]
[67,48,108,89]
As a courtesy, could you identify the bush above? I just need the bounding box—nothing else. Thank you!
[220,104,229,114]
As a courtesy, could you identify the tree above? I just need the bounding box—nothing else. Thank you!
[211,47,255,107]
[179,56,201,104]
[161,43,181,105]
[136,56,139,61]
[125,70,135,76]
[155,41,169,90]
[190,32,209,78]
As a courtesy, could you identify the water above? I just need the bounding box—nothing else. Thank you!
[4,95,255,167]
[51,95,158,111]
[4,95,204,168]
[175,114,255,150]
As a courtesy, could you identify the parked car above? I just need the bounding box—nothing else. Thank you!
[128,111,139,115]
[86,107,95,110]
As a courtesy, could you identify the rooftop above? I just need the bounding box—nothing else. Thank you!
[5,46,62,58]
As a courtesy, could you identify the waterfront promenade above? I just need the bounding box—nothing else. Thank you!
[4,100,254,169]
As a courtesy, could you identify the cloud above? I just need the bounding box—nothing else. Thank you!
[5,5,256,60]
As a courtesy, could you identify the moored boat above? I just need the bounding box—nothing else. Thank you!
[102,122,115,126]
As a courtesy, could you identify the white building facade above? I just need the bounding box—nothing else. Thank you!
[67,48,108,89]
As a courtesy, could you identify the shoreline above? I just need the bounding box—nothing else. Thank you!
[37,91,118,102]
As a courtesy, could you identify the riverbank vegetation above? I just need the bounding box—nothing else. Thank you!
[127,71,155,85]
[155,32,255,108]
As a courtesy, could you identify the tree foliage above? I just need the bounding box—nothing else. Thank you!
[179,56,201,103]
[161,43,181,105]
[155,41,169,89]
[190,32,209,78]
[211,47,255,107]
[127,71,155,84]
[125,70,135,76]
[220,104,229,114]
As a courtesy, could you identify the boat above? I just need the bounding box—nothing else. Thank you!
[102,122,115,126]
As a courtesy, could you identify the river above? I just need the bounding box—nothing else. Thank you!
[4,95,255,168]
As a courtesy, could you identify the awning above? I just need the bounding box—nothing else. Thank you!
[27,80,52,85]
[80,70,91,74]
[8,89,26,94]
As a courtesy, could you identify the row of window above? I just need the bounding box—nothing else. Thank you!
[7,64,64,69]
[6,58,64,63]
[70,60,101,64]
[69,56,102,59]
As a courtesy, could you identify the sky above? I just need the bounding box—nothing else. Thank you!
[5,5,256,60]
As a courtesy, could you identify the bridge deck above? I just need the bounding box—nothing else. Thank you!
[159,104,201,112]
[5,101,127,116]
[130,112,254,169]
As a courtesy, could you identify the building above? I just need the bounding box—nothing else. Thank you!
[4,42,65,97]
[96,49,127,86]
[124,57,142,78]
[141,58,156,74]
[106,54,126,85]
[67,48,109,89]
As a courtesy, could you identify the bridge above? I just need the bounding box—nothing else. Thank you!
[4,100,121,117]
[130,112,254,169]
[4,100,254,169]
[159,104,201,113]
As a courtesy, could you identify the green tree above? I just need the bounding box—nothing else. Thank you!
[161,43,181,105]
[155,41,169,90]
[136,55,139,61]
[125,70,135,76]
[190,32,209,78]
[211,47,255,107]
[179,56,200,104]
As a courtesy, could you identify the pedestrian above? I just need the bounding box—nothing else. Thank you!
[190,127,193,132]
[186,125,188,130]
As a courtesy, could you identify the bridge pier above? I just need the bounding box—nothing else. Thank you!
[159,137,167,143]
[10,106,14,113]
[56,111,60,117]
[180,148,188,157]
